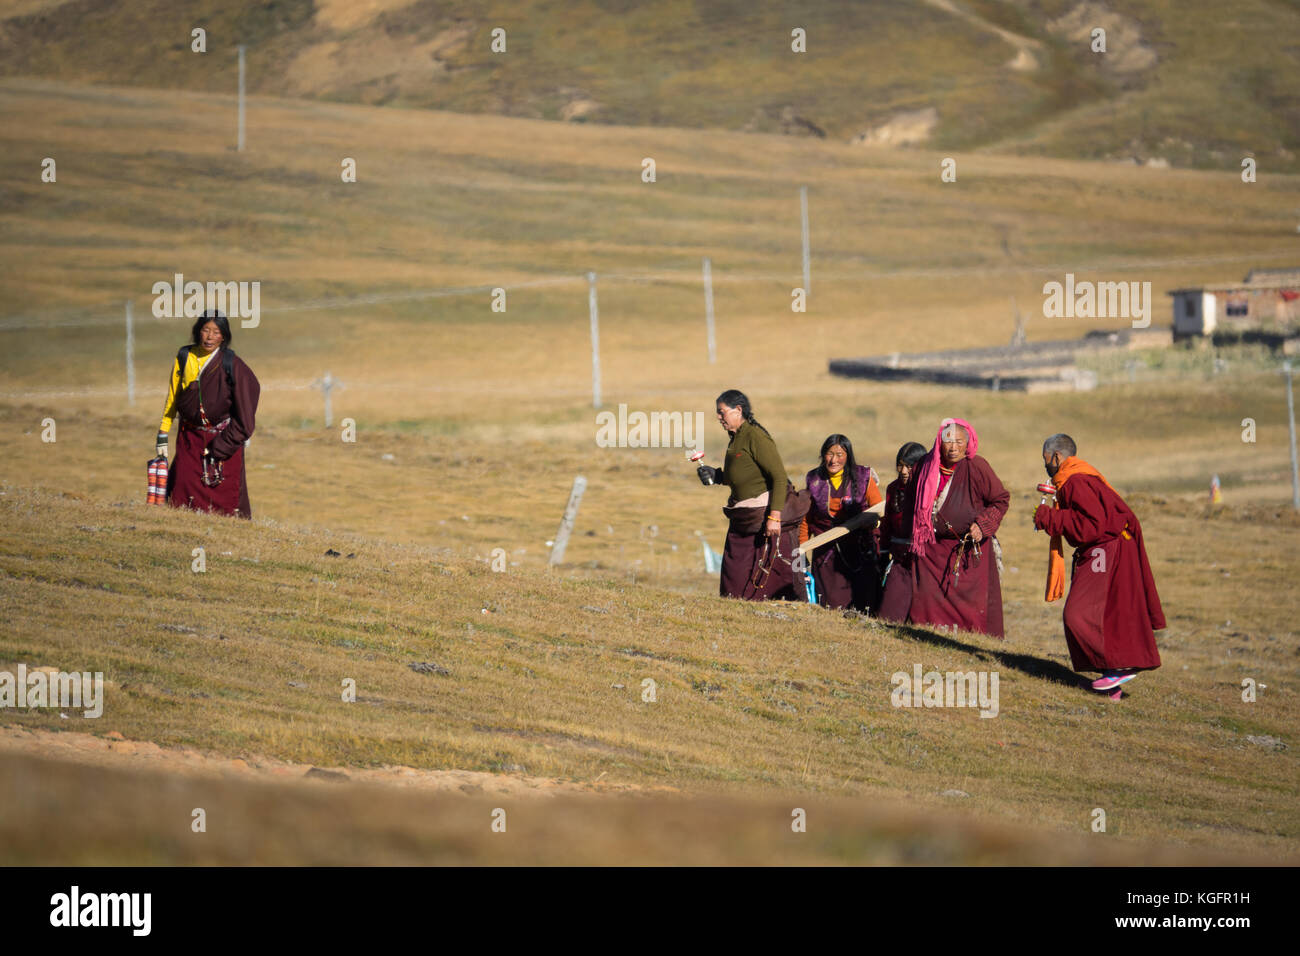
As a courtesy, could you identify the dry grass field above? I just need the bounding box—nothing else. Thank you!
[1,76,1298,864]
[1,487,1296,864]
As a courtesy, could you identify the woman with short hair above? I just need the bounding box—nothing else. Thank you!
[156,310,261,518]
[798,434,884,611]
[697,389,807,600]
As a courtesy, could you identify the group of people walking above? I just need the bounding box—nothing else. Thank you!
[148,339,1164,698]
[698,389,1166,695]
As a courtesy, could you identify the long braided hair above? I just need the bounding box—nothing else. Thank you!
[715,389,773,439]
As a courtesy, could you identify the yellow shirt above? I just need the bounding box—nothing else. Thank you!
[158,347,219,434]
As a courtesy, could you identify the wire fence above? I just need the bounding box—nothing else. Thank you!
[2,245,1296,332]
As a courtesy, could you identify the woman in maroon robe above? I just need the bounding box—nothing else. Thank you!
[879,418,1010,637]
[156,311,260,518]
[799,434,884,612]
[879,441,928,599]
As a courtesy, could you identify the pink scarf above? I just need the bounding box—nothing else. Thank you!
[910,418,979,558]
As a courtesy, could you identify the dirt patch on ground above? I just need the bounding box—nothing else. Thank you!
[851,107,938,147]
[2,729,1268,865]
[0,0,79,18]
[921,0,1043,72]
[283,22,473,103]
[560,96,601,122]
[0,725,661,797]
[313,0,422,34]
[1047,2,1157,74]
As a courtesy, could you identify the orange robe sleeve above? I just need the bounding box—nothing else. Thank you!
[864,475,883,509]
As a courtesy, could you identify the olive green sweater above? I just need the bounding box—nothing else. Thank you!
[722,421,788,513]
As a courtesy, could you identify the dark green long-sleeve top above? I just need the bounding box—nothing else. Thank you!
[722,420,788,513]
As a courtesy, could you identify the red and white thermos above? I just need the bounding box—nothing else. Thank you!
[147,455,169,505]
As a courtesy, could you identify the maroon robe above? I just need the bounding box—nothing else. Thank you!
[167,349,260,519]
[881,476,911,562]
[877,475,914,621]
[719,525,802,601]
[803,465,880,612]
[1035,475,1164,672]
[880,455,1009,637]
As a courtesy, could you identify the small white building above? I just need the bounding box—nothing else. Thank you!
[1169,288,1218,336]
[1168,268,1300,338]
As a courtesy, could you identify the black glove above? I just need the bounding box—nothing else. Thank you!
[697,465,721,486]
[841,511,881,532]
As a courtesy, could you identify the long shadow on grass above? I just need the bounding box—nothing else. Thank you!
[879,620,1085,689]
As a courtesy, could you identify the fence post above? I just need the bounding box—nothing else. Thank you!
[125,300,135,406]
[312,371,339,428]
[549,476,588,565]
[588,272,601,408]
[237,46,246,152]
[1285,360,1299,509]
[703,257,716,364]
[800,185,811,298]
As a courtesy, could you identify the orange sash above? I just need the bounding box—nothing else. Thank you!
[1045,457,1118,602]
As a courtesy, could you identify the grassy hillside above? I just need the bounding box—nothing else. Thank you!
[2,78,1297,521]
[0,0,1296,170]
[1,77,1296,336]
[1,487,1296,862]
[1,76,1297,864]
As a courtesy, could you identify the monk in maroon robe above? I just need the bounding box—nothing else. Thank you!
[1033,434,1164,693]
[879,418,1010,637]
[159,312,260,519]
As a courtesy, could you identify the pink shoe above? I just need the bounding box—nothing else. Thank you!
[1092,670,1137,692]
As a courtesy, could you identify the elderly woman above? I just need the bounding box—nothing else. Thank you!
[156,310,261,518]
[879,419,1010,637]
[697,389,807,600]
[798,434,884,611]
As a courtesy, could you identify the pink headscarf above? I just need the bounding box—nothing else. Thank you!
[910,418,979,557]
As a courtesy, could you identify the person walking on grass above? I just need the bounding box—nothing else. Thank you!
[879,440,928,576]
[878,418,1010,637]
[156,310,261,518]
[697,389,808,601]
[1033,433,1164,696]
[798,433,884,612]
